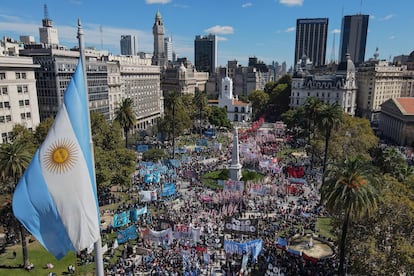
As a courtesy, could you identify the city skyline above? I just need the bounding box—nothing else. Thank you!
[0,0,412,67]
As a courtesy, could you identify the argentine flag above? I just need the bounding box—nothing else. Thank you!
[12,59,100,259]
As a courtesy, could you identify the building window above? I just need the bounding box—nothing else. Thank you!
[19,100,24,107]
[0,116,4,123]
[16,72,27,79]
[0,86,7,95]
[4,101,10,108]
[20,113,26,119]
[25,99,30,106]
[235,107,239,113]
[5,115,11,122]
[26,112,31,118]
[0,73,5,80]
[2,133,7,143]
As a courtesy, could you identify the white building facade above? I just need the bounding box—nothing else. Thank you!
[0,56,40,143]
[357,59,413,122]
[290,54,357,115]
[218,76,252,123]
[107,55,164,130]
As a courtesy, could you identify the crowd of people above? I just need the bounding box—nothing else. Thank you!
[99,125,338,275]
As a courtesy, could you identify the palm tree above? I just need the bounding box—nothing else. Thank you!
[165,91,182,159]
[321,155,380,276]
[318,103,343,185]
[114,98,136,148]
[193,90,208,138]
[303,97,324,144]
[303,97,324,169]
[0,141,32,267]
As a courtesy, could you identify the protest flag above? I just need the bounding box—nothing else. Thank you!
[12,51,100,258]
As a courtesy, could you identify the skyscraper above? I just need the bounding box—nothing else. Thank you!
[295,18,329,67]
[164,36,173,62]
[194,34,217,74]
[339,14,369,64]
[152,11,167,67]
[120,35,136,56]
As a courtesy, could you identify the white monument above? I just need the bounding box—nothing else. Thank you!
[229,127,242,181]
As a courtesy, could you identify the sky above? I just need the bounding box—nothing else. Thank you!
[0,0,413,68]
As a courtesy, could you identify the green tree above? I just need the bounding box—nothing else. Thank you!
[322,156,380,276]
[281,106,308,139]
[318,103,343,185]
[265,75,292,121]
[10,124,36,152]
[142,148,168,162]
[114,98,136,148]
[248,90,269,120]
[164,91,185,159]
[209,106,232,129]
[34,117,54,145]
[328,115,378,161]
[91,112,136,192]
[347,175,414,275]
[0,141,32,267]
[193,91,211,136]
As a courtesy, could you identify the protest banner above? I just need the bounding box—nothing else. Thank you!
[130,206,148,222]
[224,218,258,235]
[139,190,157,202]
[141,228,173,245]
[116,225,137,244]
[112,211,131,228]
[223,239,263,261]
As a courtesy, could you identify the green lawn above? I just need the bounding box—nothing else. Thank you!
[315,217,336,241]
[0,239,95,275]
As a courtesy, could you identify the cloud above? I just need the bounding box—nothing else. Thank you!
[0,14,23,22]
[216,36,228,41]
[369,15,375,20]
[145,0,171,4]
[279,0,304,7]
[380,14,395,21]
[388,35,396,40]
[242,2,252,8]
[172,4,189,8]
[285,27,295,32]
[204,25,234,35]
[0,22,38,35]
[331,29,341,34]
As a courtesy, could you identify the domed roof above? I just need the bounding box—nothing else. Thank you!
[337,53,355,73]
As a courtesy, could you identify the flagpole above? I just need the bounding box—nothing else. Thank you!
[77,18,104,276]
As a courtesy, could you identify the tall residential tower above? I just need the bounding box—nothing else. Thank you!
[295,18,329,67]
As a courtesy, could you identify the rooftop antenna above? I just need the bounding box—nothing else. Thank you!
[44,4,49,19]
[99,25,103,50]
[330,32,337,64]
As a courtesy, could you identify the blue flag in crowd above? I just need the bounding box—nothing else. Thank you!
[12,59,100,259]
[116,225,137,244]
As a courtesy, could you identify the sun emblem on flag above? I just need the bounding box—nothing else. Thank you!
[44,138,78,174]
